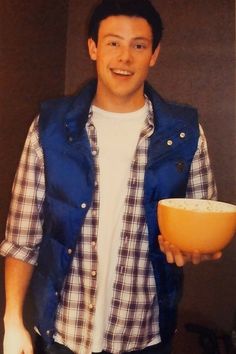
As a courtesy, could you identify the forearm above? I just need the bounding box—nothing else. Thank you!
[4,256,35,326]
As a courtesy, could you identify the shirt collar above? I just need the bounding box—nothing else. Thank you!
[86,96,155,138]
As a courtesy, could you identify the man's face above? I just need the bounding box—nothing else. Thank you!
[88,15,160,110]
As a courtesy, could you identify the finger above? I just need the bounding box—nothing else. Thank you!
[158,235,165,252]
[191,250,202,264]
[166,249,175,263]
[212,251,222,260]
[164,241,175,263]
[199,251,222,262]
[158,236,171,256]
[170,245,186,267]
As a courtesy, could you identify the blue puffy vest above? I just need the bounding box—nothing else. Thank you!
[31,80,199,346]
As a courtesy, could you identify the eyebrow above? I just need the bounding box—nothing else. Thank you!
[103,34,151,42]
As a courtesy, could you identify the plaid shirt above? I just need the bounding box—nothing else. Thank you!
[0,101,217,354]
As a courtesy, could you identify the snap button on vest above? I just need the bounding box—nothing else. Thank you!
[167,140,173,146]
[81,203,87,209]
[180,132,186,139]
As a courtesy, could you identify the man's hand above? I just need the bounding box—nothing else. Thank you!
[158,235,222,267]
[3,257,35,354]
[3,323,34,354]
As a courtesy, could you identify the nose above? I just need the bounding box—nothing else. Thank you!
[118,46,132,63]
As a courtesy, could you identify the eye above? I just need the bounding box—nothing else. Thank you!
[108,41,119,47]
[134,43,146,50]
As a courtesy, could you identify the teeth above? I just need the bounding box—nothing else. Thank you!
[112,69,132,76]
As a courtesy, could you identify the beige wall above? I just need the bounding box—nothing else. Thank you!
[65,0,236,350]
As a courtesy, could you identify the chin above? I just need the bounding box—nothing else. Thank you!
[111,86,141,99]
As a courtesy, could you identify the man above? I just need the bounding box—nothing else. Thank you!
[0,0,221,353]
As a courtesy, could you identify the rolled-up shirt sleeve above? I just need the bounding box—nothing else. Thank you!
[186,125,217,200]
[0,117,45,265]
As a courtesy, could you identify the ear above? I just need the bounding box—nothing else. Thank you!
[88,38,97,61]
[149,44,161,67]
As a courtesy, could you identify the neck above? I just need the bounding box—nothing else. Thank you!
[93,87,146,113]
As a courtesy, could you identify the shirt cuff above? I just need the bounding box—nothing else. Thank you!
[0,240,39,265]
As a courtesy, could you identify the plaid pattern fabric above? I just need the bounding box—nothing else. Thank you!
[54,111,100,352]
[186,125,217,199]
[1,119,44,265]
[103,112,160,353]
[0,102,217,354]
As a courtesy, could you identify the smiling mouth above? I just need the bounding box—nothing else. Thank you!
[111,68,133,76]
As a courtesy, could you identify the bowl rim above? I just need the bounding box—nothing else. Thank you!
[158,198,236,213]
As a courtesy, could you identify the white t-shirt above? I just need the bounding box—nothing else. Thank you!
[91,102,148,352]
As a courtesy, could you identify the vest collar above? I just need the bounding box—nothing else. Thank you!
[64,79,174,143]
[65,80,97,141]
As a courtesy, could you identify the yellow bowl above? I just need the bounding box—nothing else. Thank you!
[157,198,236,253]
